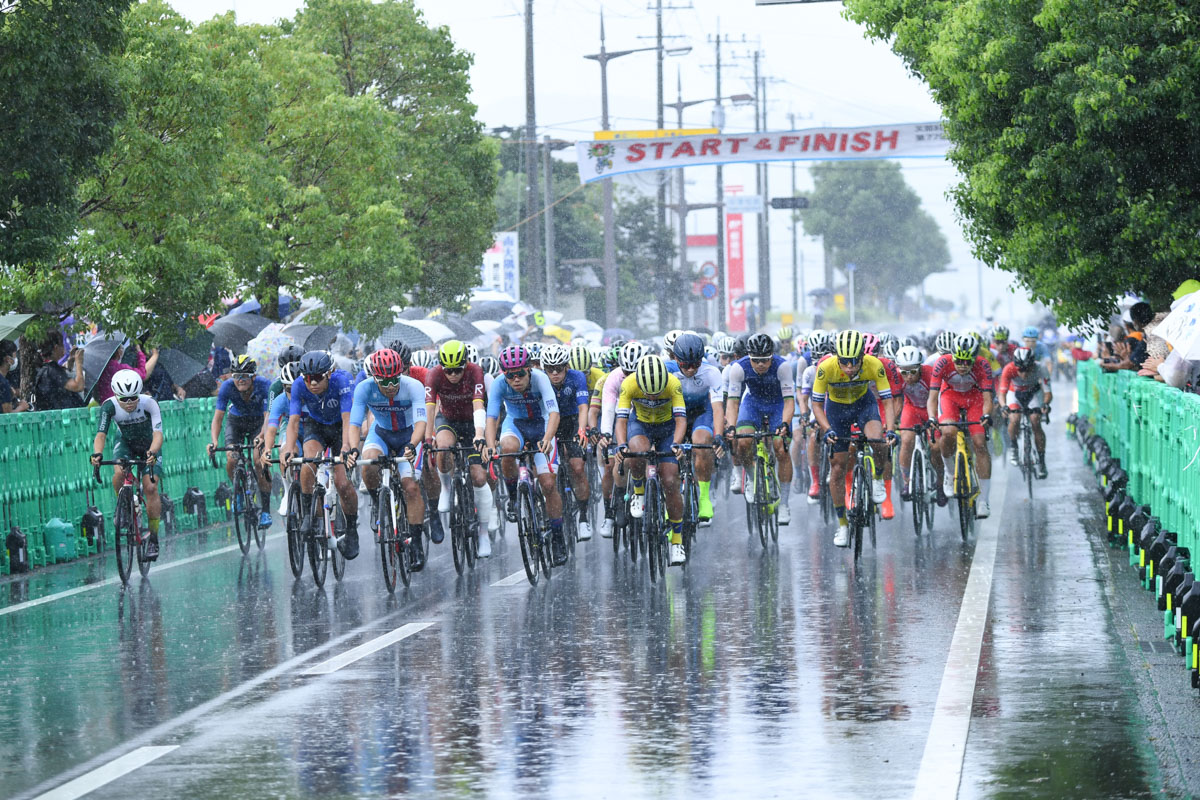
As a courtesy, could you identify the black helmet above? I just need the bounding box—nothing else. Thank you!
[746,332,775,358]
[278,344,306,368]
[733,335,749,359]
[386,341,412,366]
[298,350,333,375]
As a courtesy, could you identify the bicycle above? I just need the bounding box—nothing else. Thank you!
[585,439,604,536]
[428,444,479,576]
[359,452,422,592]
[620,448,672,583]
[943,416,989,541]
[554,450,578,565]
[898,423,938,536]
[817,437,834,526]
[93,458,154,586]
[283,454,347,588]
[843,429,889,561]
[494,447,555,586]
[1009,403,1047,500]
[676,442,716,567]
[211,443,266,555]
[732,415,783,550]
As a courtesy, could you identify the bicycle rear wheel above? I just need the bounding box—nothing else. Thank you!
[114,487,136,585]
[516,484,540,586]
[286,484,304,578]
[911,449,925,536]
[330,504,346,582]
[377,486,399,593]
[309,497,329,587]
[233,469,251,555]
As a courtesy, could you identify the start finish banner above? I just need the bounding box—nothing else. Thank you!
[576,122,949,183]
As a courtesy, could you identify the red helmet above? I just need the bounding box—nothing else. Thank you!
[369,348,404,380]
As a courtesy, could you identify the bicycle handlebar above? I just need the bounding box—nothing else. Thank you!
[93,458,155,486]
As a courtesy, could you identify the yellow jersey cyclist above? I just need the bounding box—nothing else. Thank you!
[724,332,796,524]
[665,332,726,525]
[616,354,688,566]
[90,370,165,560]
[811,330,897,548]
[207,354,274,529]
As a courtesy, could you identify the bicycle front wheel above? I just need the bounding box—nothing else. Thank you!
[232,470,251,555]
[851,465,868,561]
[286,484,304,578]
[114,487,136,585]
[911,449,925,536]
[309,500,329,587]
[1022,423,1034,499]
[516,485,540,586]
[955,453,971,541]
[645,483,662,583]
[330,505,346,582]
[378,487,399,593]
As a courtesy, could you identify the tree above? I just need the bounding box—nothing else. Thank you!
[286,0,497,311]
[844,0,1200,324]
[0,0,131,268]
[799,161,949,304]
[614,193,678,330]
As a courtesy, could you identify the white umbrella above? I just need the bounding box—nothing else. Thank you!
[470,288,517,303]
[1152,290,1200,360]
[401,318,457,343]
[564,319,603,336]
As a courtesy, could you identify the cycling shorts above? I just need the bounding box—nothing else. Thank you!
[627,418,678,465]
[553,422,585,462]
[685,404,714,438]
[1006,388,1043,412]
[434,415,482,466]
[938,390,986,436]
[899,403,930,430]
[223,413,262,449]
[112,440,164,479]
[302,420,343,454]
[824,393,880,454]
[736,397,783,432]
[364,424,419,480]
[500,417,555,475]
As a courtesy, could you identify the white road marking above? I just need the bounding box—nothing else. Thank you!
[301,622,435,675]
[33,746,178,800]
[492,568,529,587]
[911,470,1008,800]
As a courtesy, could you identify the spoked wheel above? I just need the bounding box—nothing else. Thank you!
[516,485,540,586]
[330,505,346,582]
[612,494,622,557]
[645,488,661,584]
[114,487,136,585]
[286,485,304,578]
[253,473,268,549]
[955,454,971,542]
[377,487,399,593]
[629,511,640,565]
[911,450,925,536]
[868,495,878,549]
[924,460,937,530]
[308,499,329,587]
[232,470,252,555]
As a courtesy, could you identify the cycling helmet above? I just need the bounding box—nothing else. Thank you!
[878,332,898,351]
[607,336,628,350]
[464,342,480,364]
[278,344,306,368]
[411,350,435,369]
[969,331,985,353]
[479,355,501,377]
[498,344,529,371]
[704,344,718,361]
[602,345,620,370]
[590,343,606,363]
[733,335,749,359]
[1012,346,1036,369]
[385,341,412,366]
[1022,326,1039,339]
[716,335,737,356]
[369,348,404,379]
[525,342,542,362]
[899,335,917,349]
[541,343,570,368]
[673,332,705,364]
[895,346,923,369]
[280,361,300,387]
[662,329,684,355]
[775,325,794,343]
[635,355,670,395]
[111,369,143,398]
[569,342,592,372]
[438,340,467,369]
[935,330,955,354]
[991,325,1009,342]
[746,332,775,358]
[862,333,880,356]
[619,341,650,374]
[834,330,865,361]
[807,330,830,356]
[881,339,899,360]
[952,334,978,361]
[298,350,333,375]
[231,354,257,374]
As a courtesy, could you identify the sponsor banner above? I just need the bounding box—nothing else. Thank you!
[576,122,949,183]
[480,232,520,301]
[726,214,746,333]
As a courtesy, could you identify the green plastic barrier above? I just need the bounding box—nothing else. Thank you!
[1078,360,1200,556]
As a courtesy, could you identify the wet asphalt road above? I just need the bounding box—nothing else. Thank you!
[0,392,1180,799]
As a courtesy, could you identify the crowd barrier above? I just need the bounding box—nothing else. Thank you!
[0,398,226,573]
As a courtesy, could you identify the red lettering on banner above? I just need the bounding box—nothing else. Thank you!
[839,134,848,151]
[875,129,899,150]
[813,132,837,151]
[754,138,773,151]
[700,138,721,156]
[851,131,872,152]
[671,141,696,158]
[727,137,749,154]
[801,135,810,150]
[626,143,646,163]
[778,135,800,151]
[652,142,671,159]
[726,213,746,332]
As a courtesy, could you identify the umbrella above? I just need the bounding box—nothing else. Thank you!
[82,334,125,401]
[282,323,338,351]
[564,319,603,337]
[377,322,434,351]
[465,301,515,322]
[396,307,430,320]
[434,313,483,341]
[543,324,572,343]
[401,318,457,343]
[246,325,294,381]
[603,328,636,344]
[472,320,502,335]
[210,313,271,352]
[156,347,209,387]
[0,313,35,342]
[1152,290,1200,360]
[227,298,261,315]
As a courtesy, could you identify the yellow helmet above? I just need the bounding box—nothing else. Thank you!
[834,330,865,361]
[635,354,670,395]
[438,340,466,369]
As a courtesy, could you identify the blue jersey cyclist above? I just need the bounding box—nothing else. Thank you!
[723,332,796,525]
[346,348,432,568]
[667,332,726,525]
[541,343,595,542]
[207,354,274,529]
[281,351,361,559]
[483,344,568,564]
[259,362,301,493]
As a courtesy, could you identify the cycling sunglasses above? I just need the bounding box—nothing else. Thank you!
[443,366,464,375]
[837,357,862,367]
[750,356,774,363]
[375,376,401,387]
[117,395,139,403]
[505,368,529,379]
[899,368,920,375]
[304,373,328,383]
[231,372,255,381]
[678,361,702,370]
[543,364,567,373]
[953,358,974,366]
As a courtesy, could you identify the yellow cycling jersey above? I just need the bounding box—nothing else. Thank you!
[811,354,892,405]
[616,373,686,425]
[588,367,608,409]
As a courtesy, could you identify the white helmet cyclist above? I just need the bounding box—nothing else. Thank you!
[411,350,435,368]
[111,369,143,399]
[280,361,301,387]
[716,335,737,356]
[662,329,684,356]
[464,342,480,364]
[895,346,923,369]
[540,343,570,368]
[619,341,650,374]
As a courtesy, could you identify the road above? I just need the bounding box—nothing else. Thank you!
[0,396,1183,799]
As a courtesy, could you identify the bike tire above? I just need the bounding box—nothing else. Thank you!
[955,452,971,542]
[535,493,553,580]
[244,479,262,551]
[233,469,251,555]
[516,485,540,586]
[450,480,466,576]
[461,478,478,570]
[114,487,136,585]
[395,489,412,589]
[645,483,661,583]
[612,493,622,557]
[868,494,877,549]
[286,484,304,578]
[756,465,770,549]
[330,504,346,582]
[851,465,866,561]
[253,473,268,549]
[309,496,329,587]
[1023,423,1034,499]
[911,449,925,536]
[377,486,398,593]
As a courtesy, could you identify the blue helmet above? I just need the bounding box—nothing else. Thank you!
[673,333,705,364]
[1022,326,1038,339]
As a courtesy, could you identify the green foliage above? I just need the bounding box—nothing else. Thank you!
[844,0,1200,324]
[799,161,950,304]
[614,193,679,330]
[0,0,130,268]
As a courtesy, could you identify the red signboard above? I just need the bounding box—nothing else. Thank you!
[726,214,746,332]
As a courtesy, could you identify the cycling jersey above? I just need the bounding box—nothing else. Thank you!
[616,373,686,425]
[900,365,935,409]
[598,368,629,435]
[997,362,1051,396]
[424,363,486,421]
[674,363,723,410]
[930,354,994,394]
[486,369,559,421]
[725,355,795,404]
[267,391,290,428]
[216,376,271,417]
[350,376,427,431]
[810,355,891,405]
[549,369,590,419]
[97,395,162,452]
[582,366,607,394]
[289,369,354,425]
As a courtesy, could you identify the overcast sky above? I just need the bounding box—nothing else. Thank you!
[172,0,1036,325]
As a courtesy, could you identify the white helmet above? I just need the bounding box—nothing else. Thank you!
[411,350,435,368]
[663,329,684,355]
[540,343,570,367]
[619,342,650,374]
[111,369,143,398]
[895,346,923,369]
[280,361,301,387]
[464,342,480,364]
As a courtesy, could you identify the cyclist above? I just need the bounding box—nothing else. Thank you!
[424,340,494,557]
[669,332,725,525]
[260,361,299,486]
[928,333,996,518]
[800,330,832,503]
[725,332,795,524]
[483,345,566,563]
[927,330,954,367]
[593,341,649,538]
[270,344,306,403]
[990,326,1015,371]
[525,342,543,371]
[716,335,738,368]
[615,354,688,566]
[207,354,273,529]
[540,343,594,540]
[811,330,895,547]
[90,370,165,559]
[280,351,360,558]
[894,345,946,504]
[865,334,902,520]
[346,348,430,566]
[998,346,1052,478]
[662,329,684,360]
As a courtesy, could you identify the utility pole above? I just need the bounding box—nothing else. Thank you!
[655,0,665,235]
[542,134,556,310]
[788,112,801,316]
[710,26,726,331]
[760,68,771,329]
[524,0,541,306]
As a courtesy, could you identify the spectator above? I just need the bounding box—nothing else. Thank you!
[1101,303,1154,372]
[145,361,185,401]
[32,332,85,410]
[210,345,232,385]
[93,340,159,405]
[0,340,30,413]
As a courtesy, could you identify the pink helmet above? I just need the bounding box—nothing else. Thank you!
[498,344,529,371]
[863,333,880,356]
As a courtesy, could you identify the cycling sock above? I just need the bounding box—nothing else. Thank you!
[779,480,790,500]
[148,517,160,534]
[438,468,452,494]
[261,495,271,513]
[885,479,893,502]
[669,518,682,545]
[344,513,357,534]
[473,485,492,524]
[900,464,911,487]
[980,477,991,502]
[577,504,588,524]
[835,506,847,523]
[633,478,645,496]
[810,464,820,484]
[698,480,710,503]
[409,522,424,539]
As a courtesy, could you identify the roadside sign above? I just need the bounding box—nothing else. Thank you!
[700,261,717,280]
[725,195,764,214]
[701,283,718,300]
[770,196,810,210]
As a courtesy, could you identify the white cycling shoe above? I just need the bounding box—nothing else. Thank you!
[437,487,452,514]
[477,531,492,558]
[777,503,791,525]
[730,470,744,494]
[600,518,614,538]
[871,478,887,504]
[578,520,592,541]
[629,493,645,519]
[833,522,850,548]
[669,543,687,566]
